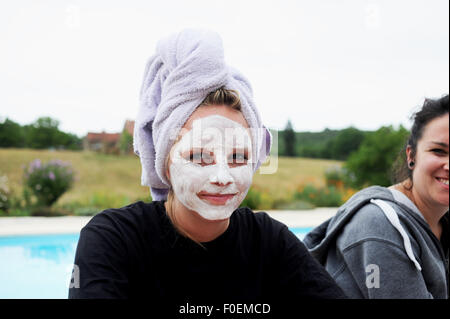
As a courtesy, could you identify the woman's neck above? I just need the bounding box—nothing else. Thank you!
[165,199,230,243]
[390,181,448,239]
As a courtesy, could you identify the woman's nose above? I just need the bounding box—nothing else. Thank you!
[209,164,233,186]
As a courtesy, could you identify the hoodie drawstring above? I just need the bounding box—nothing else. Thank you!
[370,199,422,271]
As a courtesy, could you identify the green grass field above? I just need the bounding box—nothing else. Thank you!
[253,156,342,200]
[0,148,342,211]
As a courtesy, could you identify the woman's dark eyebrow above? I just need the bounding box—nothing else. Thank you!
[431,141,449,148]
[230,147,248,153]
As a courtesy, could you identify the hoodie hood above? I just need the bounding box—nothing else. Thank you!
[303,185,449,298]
[303,186,396,264]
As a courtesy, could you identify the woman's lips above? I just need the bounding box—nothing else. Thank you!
[436,177,449,189]
[197,192,237,205]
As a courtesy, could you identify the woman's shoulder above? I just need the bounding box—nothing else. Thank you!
[233,207,289,235]
[82,200,166,236]
[337,199,412,249]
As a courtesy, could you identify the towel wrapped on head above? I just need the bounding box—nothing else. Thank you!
[133,29,272,200]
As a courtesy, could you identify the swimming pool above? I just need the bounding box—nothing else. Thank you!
[0,227,312,299]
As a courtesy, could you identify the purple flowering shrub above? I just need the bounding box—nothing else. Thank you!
[23,159,75,206]
[0,175,11,212]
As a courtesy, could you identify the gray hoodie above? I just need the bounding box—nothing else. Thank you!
[303,186,449,299]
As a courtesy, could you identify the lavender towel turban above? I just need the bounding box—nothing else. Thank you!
[133,29,272,200]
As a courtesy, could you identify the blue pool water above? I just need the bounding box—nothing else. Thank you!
[289,227,312,241]
[0,227,312,299]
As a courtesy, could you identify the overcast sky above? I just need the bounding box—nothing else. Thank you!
[0,0,448,137]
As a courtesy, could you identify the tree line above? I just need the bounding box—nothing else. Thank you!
[278,120,367,160]
[279,119,410,187]
[1,115,409,188]
[0,117,82,150]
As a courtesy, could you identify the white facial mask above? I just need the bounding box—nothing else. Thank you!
[169,115,253,220]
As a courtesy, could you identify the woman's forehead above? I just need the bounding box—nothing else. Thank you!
[420,114,449,145]
[177,115,252,149]
[182,104,249,130]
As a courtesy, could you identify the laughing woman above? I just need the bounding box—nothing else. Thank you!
[68,29,346,303]
[304,95,449,298]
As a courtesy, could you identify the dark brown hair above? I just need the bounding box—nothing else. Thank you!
[391,94,449,184]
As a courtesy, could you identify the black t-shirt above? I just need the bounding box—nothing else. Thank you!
[68,201,346,301]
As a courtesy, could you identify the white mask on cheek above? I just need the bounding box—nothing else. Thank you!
[168,115,253,220]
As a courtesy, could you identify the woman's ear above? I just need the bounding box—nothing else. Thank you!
[406,145,415,169]
[406,145,413,163]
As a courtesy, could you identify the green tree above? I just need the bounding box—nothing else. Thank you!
[283,120,296,157]
[329,127,366,160]
[55,132,82,150]
[295,128,340,159]
[27,117,61,149]
[119,130,133,155]
[0,118,25,147]
[344,125,409,188]
[23,117,82,150]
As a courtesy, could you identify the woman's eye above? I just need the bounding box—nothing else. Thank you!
[431,148,447,155]
[189,151,214,165]
[190,153,202,162]
[229,153,248,165]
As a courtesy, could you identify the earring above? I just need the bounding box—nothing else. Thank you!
[408,161,415,168]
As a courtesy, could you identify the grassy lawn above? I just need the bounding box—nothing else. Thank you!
[0,148,342,211]
[253,156,342,200]
[0,149,149,208]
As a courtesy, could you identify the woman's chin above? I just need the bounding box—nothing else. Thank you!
[192,206,235,222]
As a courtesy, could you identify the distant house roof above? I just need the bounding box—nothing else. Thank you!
[124,120,135,136]
[86,132,121,144]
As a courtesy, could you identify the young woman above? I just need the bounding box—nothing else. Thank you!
[304,95,449,299]
[68,29,346,303]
